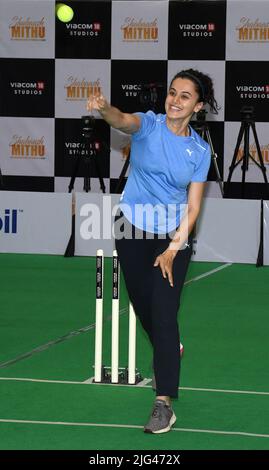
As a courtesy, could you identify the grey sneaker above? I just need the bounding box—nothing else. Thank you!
[144,400,176,434]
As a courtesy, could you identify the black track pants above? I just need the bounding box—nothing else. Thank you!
[115,214,193,399]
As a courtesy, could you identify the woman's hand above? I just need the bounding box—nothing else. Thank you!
[86,93,108,114]
[154,249,177,287]
[86,93,140,134]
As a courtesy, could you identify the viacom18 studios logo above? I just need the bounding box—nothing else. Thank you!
[65,21,101,37]
[121,17,158,42]
[236,84,269,100]
[9,16,46,41]
[121,83,141,98]
[65,77,101,101]
[236,143,269,165]
[236,18,269,42]
[178,23,215,37]
[10,81,45,96]
[65,140,101,158]
[9,136,46,159]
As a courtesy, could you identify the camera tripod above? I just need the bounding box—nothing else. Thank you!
[115,147,130,194]
[68,115,106,194]
[64,115,107,257]
[226,106,269,199]
[192,110,224,197]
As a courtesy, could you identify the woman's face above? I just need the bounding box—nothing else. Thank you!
[165,77,204,121]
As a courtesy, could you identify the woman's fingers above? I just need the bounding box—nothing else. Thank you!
[167,269,174,287]
[161,264,167,279]
[153,256,160,267]
[162,260,173,286]
[86,94,98,112]
[86,98,93,112]
[86,94,106,113]
[154,256,166,278]
[154,256,174,287]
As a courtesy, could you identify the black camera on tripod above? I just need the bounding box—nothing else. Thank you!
[80,115,102,160]
[226,105,269,198]
[138,83,164,111]
[67,115,106,194]
[240,105,254,121]
[139,84,158,107]
[81,115,95,141]
[191,108,224,196]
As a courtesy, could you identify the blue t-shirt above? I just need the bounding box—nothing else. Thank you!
[120,111,211,234]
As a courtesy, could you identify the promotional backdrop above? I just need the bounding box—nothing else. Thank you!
[0,0,269,198]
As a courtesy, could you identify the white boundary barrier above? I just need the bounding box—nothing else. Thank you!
[0,191,266,264]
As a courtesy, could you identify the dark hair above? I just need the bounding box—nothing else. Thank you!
[169,68,220,114]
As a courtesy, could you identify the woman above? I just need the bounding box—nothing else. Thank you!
[87,69,219,434]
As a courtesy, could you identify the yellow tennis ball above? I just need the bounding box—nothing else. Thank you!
[56,4,74,23]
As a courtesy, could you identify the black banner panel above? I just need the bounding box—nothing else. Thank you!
[225,61,269,122]
[55,0,112,59]
[0,58,55,117]
[2,176,54,192]
[55,118,110,178]
[111,60,167,114]
[168,0,226,60]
